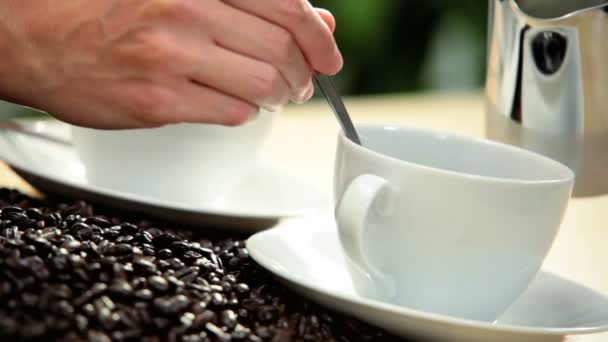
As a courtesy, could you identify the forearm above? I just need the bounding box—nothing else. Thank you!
[0,1,110,106]
[0,2,27,104]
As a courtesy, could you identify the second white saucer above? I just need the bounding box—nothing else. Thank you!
[0,120,328,231]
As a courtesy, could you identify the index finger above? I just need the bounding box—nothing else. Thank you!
[221,0,343,75]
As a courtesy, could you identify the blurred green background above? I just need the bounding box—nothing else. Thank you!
[310,0,489,96]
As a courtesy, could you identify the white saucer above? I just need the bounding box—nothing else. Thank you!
[247,214,608,342]
[0,120,328,231]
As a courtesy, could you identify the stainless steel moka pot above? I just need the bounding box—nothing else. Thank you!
[485,0,608,196]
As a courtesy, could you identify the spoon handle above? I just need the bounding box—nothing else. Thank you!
[313,74,361,145]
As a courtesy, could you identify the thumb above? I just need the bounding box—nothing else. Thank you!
[315,8,336,33]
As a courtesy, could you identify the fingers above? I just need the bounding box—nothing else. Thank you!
[221,0,343,75]
[315,8,336,33]
[121,78,259,127]
[206,3,312,103]
[175,82,260,126]
[187,43,292,111]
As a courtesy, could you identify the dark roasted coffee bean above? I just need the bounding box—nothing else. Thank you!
[166,275,184,289]
[255,326,271,339]
[236,248,249,260]
[85,216,112,227]
[74,282,107,306]
[135,302,152,326]
[227,295,239,307]
[232,324,250,339]
[169,258,185,270]
[108,243,132,256]
[148,276,169,292]
[40,227,60,238]
[169,295,190,314]
[99,295,116,310]
[258,305,278,323]
[157,259,171,269]
[134,288,153,301]
[90,233,103,243]
[228,257,240,268]
[51,254,69,271]
[116,235,134,243]
[179,272,197,284]
[102,227,120,240]
[90,225,103,235]
[169,241,190,254]
[2,206,24,215]
[206,322,231,341]
[3,211,27,223]
[2,226,18,239]
[220,281,232,292]
[98,307,120,330]
[119,308,139,328]
[234,283,249,295]
[131,276,147,289]
[88,330,112,342]
[133,257,157,275]
[152,233,177,249]
[180,312,195,327]
[153,297,172,315]
[193,258,216,271]
[83,303,96,317]
[188,283,211,294]
[62,240,82,253]
[237,308,248,321]
[69,222,93,240]
[21,292,38,307]
[20,321,46,338]
[112,263,128,281]
[25,208,43,220]
[75,314,88,332]
[85,243,102,259]
[120,222,139,235]
[191,300,209,314]
[174,266,197,279]
[143,247,155,256]
[157,248,173,259]
[43,212,61,226]
[211,292,225,306]
[182,334,203,342]
[145,227,162,237]
[134,231,153,244]
[222,274,237,284]
[209,284,223,292]
[221,309,238,329]
[109,279,133,297]
[182,250,202,264]
[153,317,170,330]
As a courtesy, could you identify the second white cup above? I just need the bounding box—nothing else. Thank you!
[70,110,274,206]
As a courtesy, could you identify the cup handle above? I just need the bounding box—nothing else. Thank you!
[335,174,396,297]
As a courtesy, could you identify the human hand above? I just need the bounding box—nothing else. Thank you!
[0,0,342,128]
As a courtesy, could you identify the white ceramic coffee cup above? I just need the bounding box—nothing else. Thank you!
[70,110,274,205]
[334,125,574,322]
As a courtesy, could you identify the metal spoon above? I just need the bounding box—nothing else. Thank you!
[313,73,361,145]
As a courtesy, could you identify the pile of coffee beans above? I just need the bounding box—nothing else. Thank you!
[0,189,405,341]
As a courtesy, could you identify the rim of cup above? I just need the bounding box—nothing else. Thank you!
[340,124,575,186]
